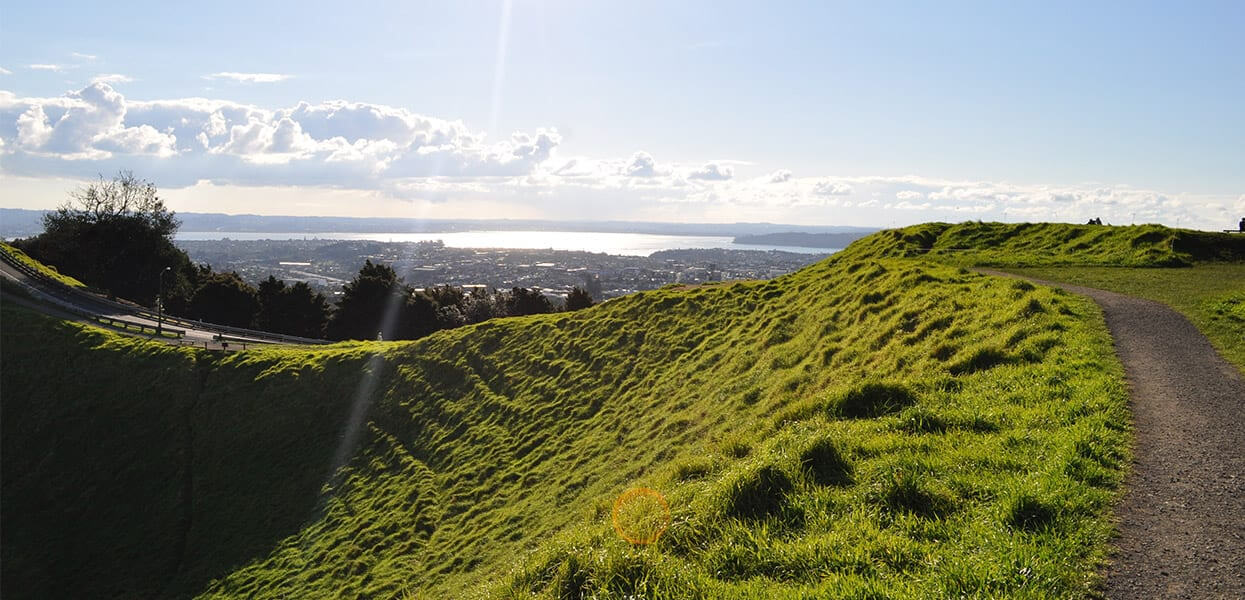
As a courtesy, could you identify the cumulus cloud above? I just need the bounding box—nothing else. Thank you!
[91,73,134,84]
[203,72,292,83]
[0,84,1237,230]
[623,152,658,177]
[0,67,11,76]
[2,83,176,159]
[813,180,853,196]
[767,169,792,183]
[0,82,562,186]
[28,64,64,72]
[688,161,734,181]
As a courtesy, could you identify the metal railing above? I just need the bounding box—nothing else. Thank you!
[0,245,329,345]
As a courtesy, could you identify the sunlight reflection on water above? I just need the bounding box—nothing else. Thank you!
[175,230,834,256]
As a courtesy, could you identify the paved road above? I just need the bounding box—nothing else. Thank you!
[982,269,1245,599]
[0,258,276,350]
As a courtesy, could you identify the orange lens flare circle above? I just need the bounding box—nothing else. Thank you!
[611,487,671,545]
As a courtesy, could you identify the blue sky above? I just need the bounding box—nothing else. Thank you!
[2,1,1242,228]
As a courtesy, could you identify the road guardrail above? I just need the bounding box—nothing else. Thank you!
[0,245,329,345]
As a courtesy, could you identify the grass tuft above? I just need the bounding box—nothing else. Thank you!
[828,381,917,418]
[723,464,795,520]
[873,467,956,519]
[799,437,853,486]
[1004,492,1059,532]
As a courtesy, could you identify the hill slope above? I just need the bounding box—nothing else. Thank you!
[845,222,1245,267]
[2,233,1131,599]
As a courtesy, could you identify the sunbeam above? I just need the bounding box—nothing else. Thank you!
[489,0,514,136]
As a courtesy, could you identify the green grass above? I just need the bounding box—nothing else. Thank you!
[846,221,1245,267]
[1,241,88,288]
[1006,265,1245,373]
[2,239,1132,599]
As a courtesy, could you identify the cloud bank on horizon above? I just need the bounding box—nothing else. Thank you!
[1,82,1241,228]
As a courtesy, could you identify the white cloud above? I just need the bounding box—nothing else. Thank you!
[203,72,292,83]
[0,67,11,76]
[0,83,562,185]
[71,52,98,61]
[813,180,853,196]
[688,161,734,181]
[767,169,792,183]
[28,64,64,72]
[0,84,1238,230]
[891,200,933,210]
[91,73,134,84]
[623,152,659,177]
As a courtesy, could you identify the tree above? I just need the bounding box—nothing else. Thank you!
[16,171,194,307]
[565,286,594,311]
[255,276,287,331]
[188,271,259,327]
[396,291,442,340]
[328,260,404,341]
[255,276,329,338]
[327,260,442,341]
[279,282,330,339]
[461,288,504,324]
[505,287,554,316]
[425,285,466,309]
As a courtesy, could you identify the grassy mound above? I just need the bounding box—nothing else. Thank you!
[2,245,1129,599]
[842,222,1245,267]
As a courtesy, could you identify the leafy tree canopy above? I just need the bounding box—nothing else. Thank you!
[17,171,192,307]
[565,286,594,311]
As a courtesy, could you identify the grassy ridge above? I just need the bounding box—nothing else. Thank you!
[846,222,1245,267]
[3,244,1131,598]
[1,241,88,288]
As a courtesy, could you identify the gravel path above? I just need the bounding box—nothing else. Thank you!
[981,270,1245,599]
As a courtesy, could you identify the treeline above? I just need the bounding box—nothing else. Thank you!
[157,259,593,341]
[324,260,593,341]
[14,171,593,342]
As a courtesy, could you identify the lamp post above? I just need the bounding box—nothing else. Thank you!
[157,266,172,335]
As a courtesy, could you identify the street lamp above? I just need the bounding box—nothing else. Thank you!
[157,266,172,335]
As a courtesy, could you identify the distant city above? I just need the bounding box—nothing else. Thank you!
[2,208,868,302]
[176,238,835,302]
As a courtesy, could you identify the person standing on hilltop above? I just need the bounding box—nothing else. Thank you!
[1239,216,1244,232]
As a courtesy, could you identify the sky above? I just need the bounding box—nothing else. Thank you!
[1,0,1243,229]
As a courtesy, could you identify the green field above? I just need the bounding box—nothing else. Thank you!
[1006,264,1245,373]
[2,224,1148,599]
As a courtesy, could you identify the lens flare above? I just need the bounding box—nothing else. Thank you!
[611,487,671,545]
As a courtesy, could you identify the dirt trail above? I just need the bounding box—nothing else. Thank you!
[981,270,1245,599]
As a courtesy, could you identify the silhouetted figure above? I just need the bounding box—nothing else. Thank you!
[1239,217,1244,232]
[1087,217,1103,226]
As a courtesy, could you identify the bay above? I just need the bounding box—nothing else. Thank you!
[175,230,836,257]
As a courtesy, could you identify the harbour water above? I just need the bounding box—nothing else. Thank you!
[175,230,837,257]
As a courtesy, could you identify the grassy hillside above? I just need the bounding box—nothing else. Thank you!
[1,241,87,288]
[845,222,1245,267]
[3,241,1131,599]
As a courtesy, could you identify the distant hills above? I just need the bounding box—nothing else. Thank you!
[0,208,875,239]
